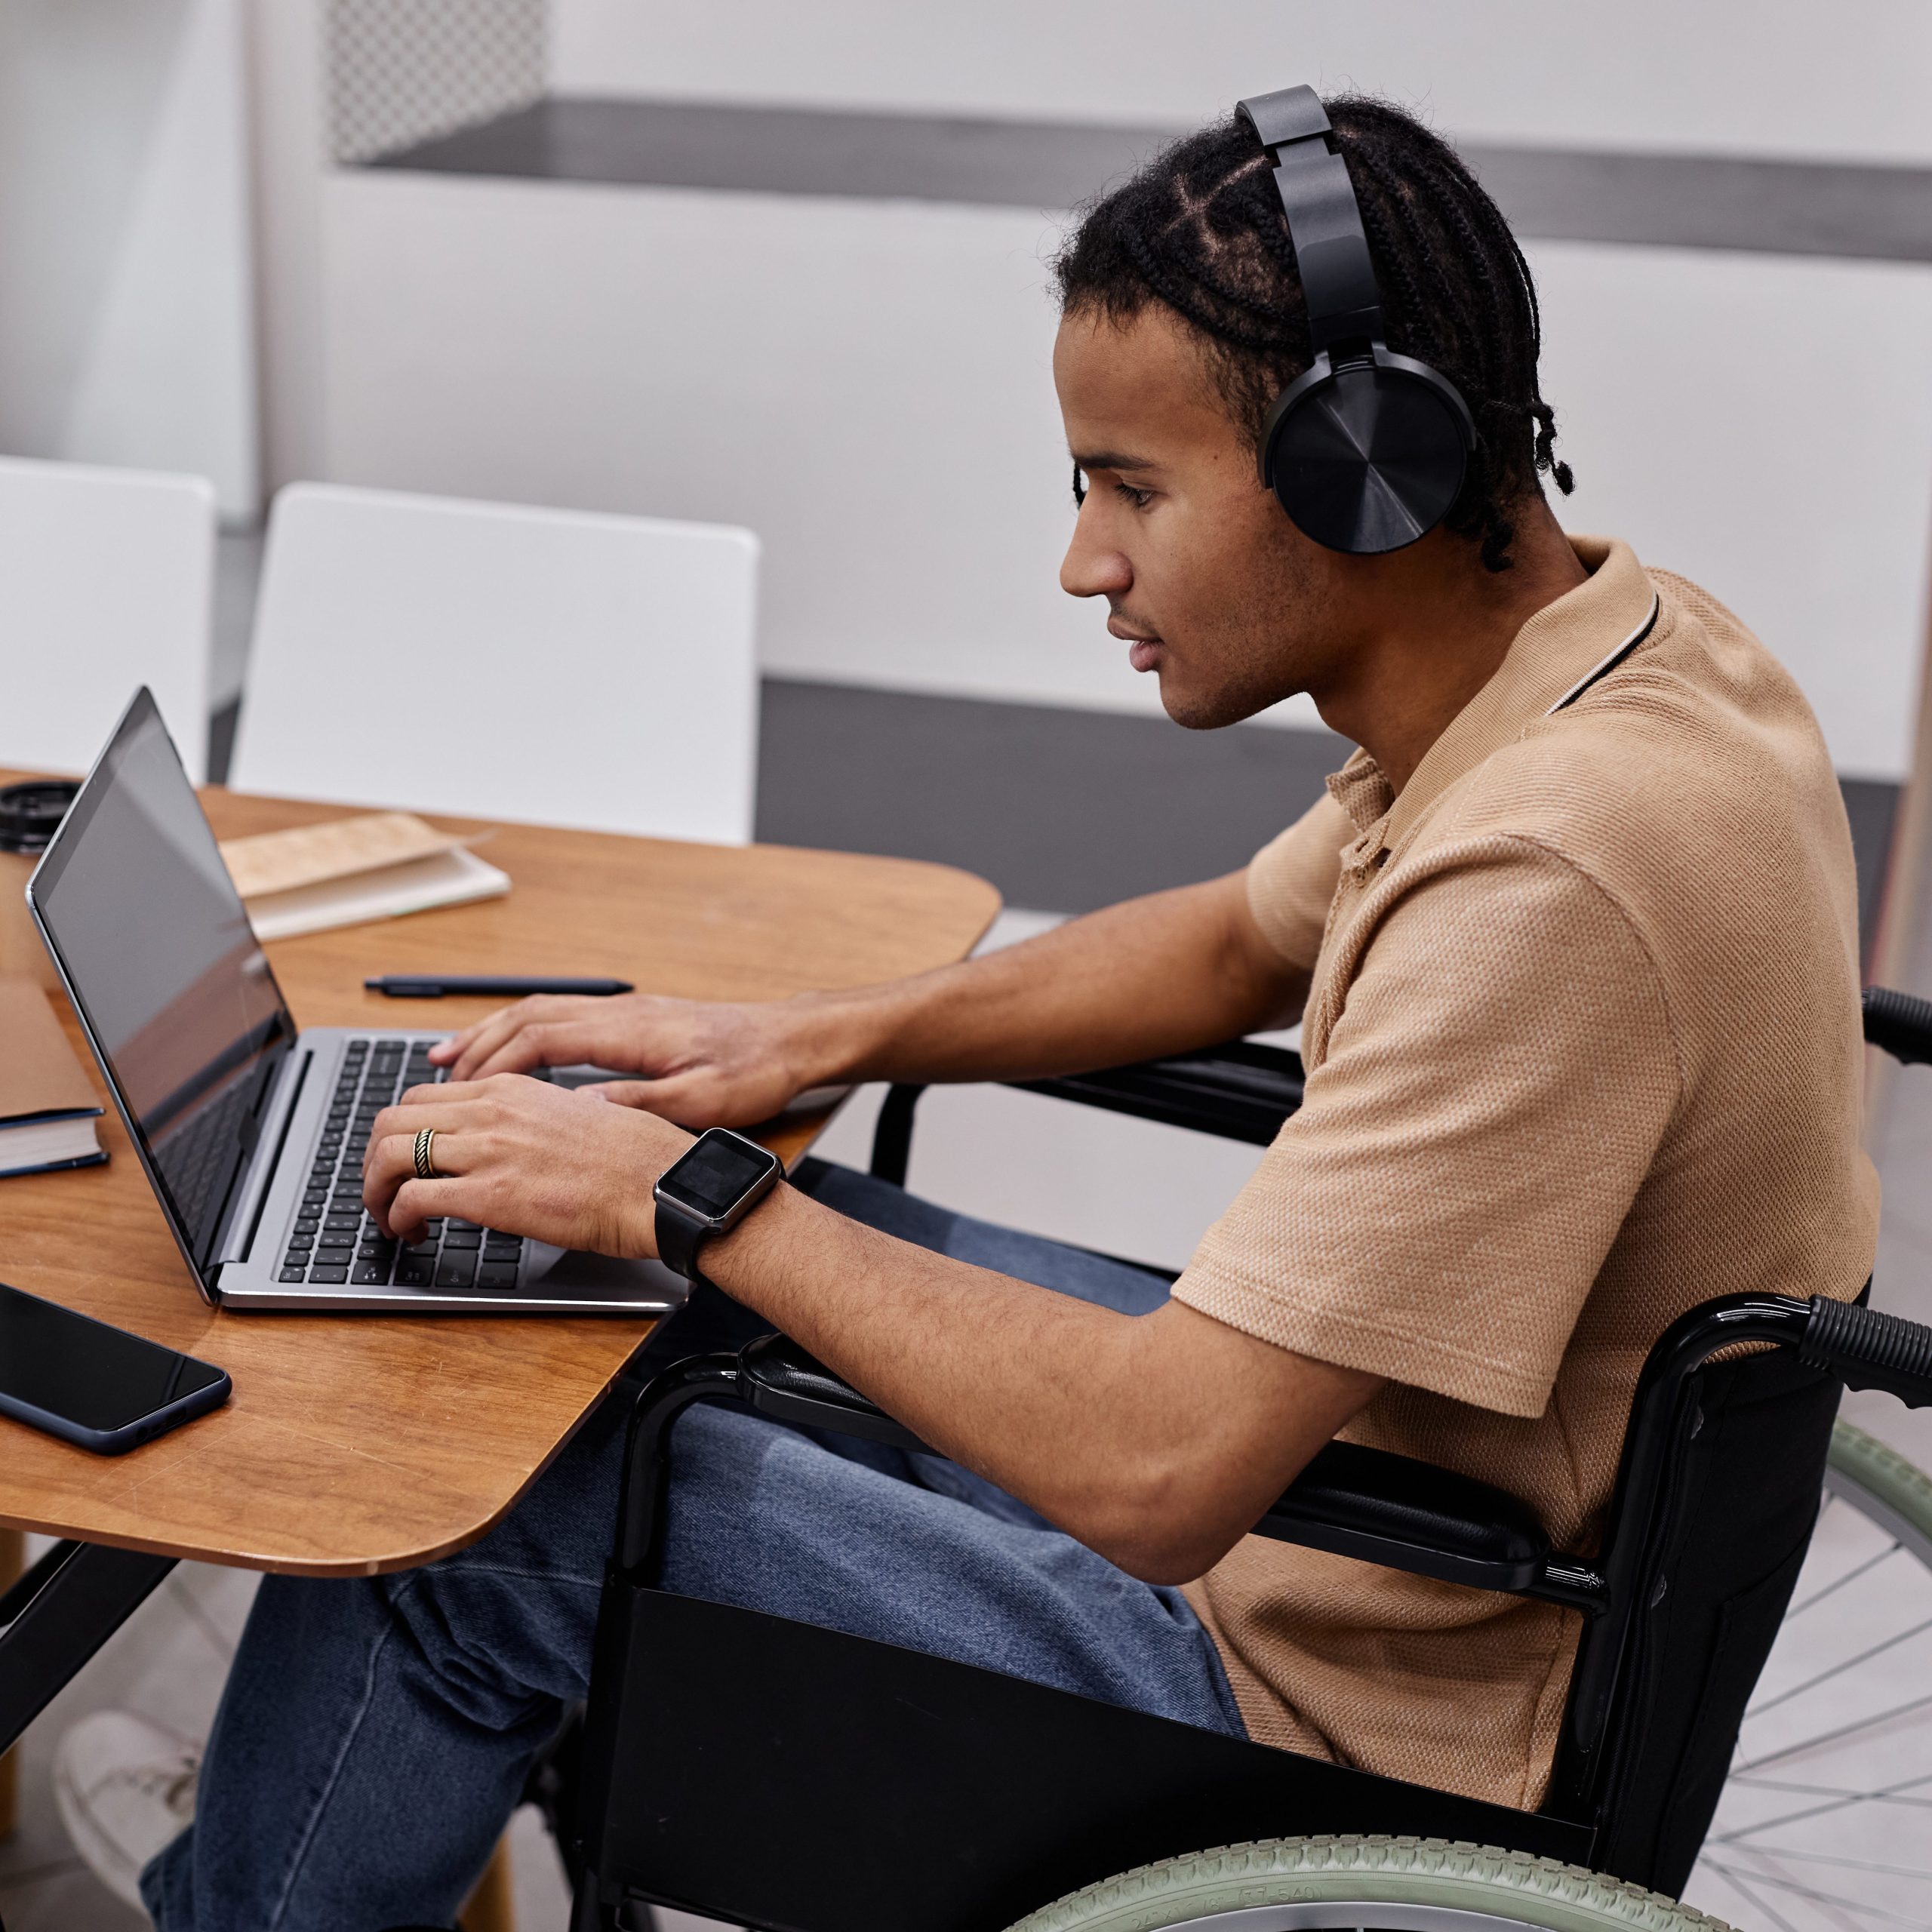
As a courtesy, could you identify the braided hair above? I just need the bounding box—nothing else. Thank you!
[1054,96,1574,571]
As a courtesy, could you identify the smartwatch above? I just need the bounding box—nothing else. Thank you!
[653,1128,785,1287]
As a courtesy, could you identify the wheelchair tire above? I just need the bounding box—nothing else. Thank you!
[1005,1835,1738,1931]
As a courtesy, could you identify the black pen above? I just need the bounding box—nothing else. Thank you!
[365,974,635,998]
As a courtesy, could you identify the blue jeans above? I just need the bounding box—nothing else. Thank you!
[144,1161,1243,1931]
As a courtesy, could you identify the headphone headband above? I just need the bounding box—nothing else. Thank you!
[1235,85,1385,355]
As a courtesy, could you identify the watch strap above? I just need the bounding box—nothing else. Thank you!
[655,1197,712,1287]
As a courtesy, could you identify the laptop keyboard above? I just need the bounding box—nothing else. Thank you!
[278,1038,527,1291]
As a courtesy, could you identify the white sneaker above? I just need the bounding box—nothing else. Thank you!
[53,1709,202,1911]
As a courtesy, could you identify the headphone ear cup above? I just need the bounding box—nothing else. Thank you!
[1265,361,1472,555]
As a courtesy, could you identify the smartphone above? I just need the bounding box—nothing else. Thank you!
[0,1280,231,1454]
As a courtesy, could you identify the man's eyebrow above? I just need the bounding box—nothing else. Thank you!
[1069,451,1156,472]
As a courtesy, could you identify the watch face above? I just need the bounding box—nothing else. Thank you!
[660,1131,777,1220]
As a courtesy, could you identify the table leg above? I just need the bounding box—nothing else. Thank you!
[0,1527,19,1841]
[0,1540,176,1758]
[458,1834,515,1932]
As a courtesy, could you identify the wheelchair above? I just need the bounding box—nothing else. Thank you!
[528,986,1932,1932]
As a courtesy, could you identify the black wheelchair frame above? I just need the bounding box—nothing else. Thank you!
[548,987,1932,1932]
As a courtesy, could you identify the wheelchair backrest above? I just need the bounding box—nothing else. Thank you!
[1549,1335,1841,1891]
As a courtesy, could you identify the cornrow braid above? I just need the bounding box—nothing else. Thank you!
[1054,94,1574,572]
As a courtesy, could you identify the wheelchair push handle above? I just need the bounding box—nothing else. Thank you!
[1864,983,1932,1065]
[1800,1294,1932,1407]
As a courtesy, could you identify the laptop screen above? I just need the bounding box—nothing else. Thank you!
[29,689,297,1274]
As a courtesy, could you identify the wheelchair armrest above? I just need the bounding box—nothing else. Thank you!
[736,1341,1596,1605]
[1010,1038,1305,1148]
[1258,1439,1556,1595]
[737,1332,934,1454]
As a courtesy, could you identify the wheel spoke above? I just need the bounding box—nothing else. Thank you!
[1784,1539,1903,1619]
[1704,1856,1921,1930]
[1712,1767,1932,1842]
[1731,1687,1932,1773]
[1700,1858,1819,1932]
[1722,1844,1932,1883]
[1745,1612,1932,1719]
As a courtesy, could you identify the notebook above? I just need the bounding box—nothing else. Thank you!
[216,811,511,941]
[0,977,106,1177]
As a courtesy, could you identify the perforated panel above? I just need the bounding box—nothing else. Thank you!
[328,0,545,166]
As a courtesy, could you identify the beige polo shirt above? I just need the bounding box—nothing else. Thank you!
[1175,535,1878,1808]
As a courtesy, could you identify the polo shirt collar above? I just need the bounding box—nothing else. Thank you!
[1323,535,1659,858]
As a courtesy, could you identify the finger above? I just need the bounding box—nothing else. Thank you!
[428,997,534,1066]
[364,1095,484,1177]
[441,1006,533,1080]
[467,1019,623,1081]
[444,996,586,1081]
[364,1128,481,1235]
[578,1076,709,1124]
[383,1177,488,1244]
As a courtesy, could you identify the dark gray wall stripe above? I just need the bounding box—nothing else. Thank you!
[368,95,1932,264]
[752,678,1352,916]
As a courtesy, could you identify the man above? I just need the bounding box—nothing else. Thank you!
[65,93,1873,1930]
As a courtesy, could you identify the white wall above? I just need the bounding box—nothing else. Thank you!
[549,0,1932,165]
[242,0,1932,776]
[0,0,258,519]
[317,169,1932,777]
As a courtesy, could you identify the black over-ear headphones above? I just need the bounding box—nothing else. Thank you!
[1236,85,1477,555]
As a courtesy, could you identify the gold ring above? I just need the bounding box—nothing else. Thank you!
[413,1127,441,1181]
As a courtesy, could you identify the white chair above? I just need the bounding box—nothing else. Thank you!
[230,484,761,844]
[0,456,217,780]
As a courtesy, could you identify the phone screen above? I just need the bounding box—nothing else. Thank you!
[0,1281,226,1432]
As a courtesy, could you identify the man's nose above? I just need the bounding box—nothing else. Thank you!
[1060,512,1133,601]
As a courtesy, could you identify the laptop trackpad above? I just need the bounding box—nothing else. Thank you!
[521,1241,689,1305]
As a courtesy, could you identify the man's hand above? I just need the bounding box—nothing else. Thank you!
[361,1073,693,1251]
[429,992,829,1126]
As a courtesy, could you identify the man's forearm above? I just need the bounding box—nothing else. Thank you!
[789,871,1309,1093]
[700,1182,1377,1583]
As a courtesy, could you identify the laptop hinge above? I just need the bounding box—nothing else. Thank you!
[214,1046,312,1272]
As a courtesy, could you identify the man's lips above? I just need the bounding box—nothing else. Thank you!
[1107,615,1164,672]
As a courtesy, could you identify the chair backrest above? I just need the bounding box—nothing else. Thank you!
[230,484,761,842]
[1552,1320,1843,1893]
[0,456,215,780]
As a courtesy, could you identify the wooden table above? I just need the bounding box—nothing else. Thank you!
[0,778,995,1775]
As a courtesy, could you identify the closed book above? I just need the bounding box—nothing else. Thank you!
[216,811,511,941]
[0,977,106,1178]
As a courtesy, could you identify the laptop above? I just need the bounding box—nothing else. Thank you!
[26,688,688,1315]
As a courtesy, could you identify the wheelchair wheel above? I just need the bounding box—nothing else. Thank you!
[1684,1417,1932,1930]
[1005,1835,1737,1929]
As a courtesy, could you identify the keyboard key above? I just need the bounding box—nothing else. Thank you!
[309,1265,350,1284]
[404,1241,440,1260]
[434,1251,476,1287]
[482,1242,522,1263]
[440,1228,481,1250]
[394,1257,432,1286]
[477,1262,519,1289]
[279,1267,309,1284]
[353,1260,392,1285]
[447,1219,483,1232]
[316,1232,355,1249]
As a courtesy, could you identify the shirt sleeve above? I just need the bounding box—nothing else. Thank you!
[1177,838,1681,1417]
[1245,792,1354,970]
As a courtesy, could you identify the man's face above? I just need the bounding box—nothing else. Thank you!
[1054,303,1348,730]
